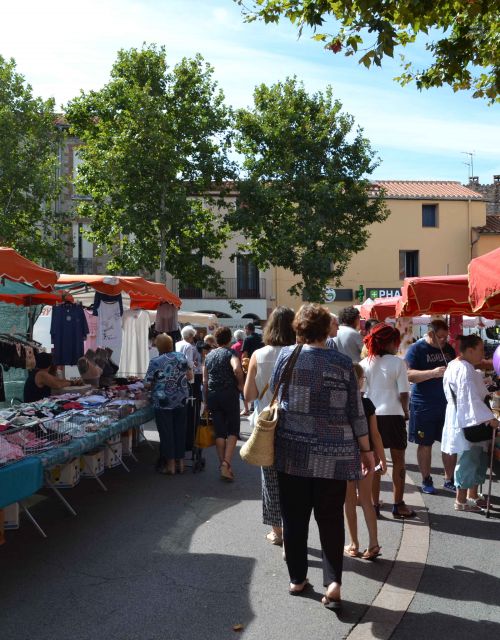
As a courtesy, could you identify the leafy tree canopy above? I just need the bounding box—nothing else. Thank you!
[235,1,500,103]
[0,55,68,268]
[66,44,235,292]
[230,77,388,302]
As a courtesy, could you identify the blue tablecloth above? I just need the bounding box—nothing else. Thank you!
[0,457,43,509]
[0,406,154,508]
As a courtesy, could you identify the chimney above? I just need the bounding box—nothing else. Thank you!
[470,176,479,184]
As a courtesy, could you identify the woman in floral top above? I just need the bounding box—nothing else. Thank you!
[145,334,193,475]
[270,304,375,610]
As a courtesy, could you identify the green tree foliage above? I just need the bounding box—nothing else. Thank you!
[66,44,235,291]
[0,55,68,268]
[230,77,387,302]
[236,1,500,102]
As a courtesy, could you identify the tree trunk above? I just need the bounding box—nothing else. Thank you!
[159,227,166,285]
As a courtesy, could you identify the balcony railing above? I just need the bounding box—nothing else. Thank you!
[69,257,100,274]
[172,278,266,300]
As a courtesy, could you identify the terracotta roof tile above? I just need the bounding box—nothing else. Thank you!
[370,180,484,201]
[475,215,500,234]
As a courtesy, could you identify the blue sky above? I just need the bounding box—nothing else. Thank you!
[2,0,498,182]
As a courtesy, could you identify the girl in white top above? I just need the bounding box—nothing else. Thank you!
[359,324,413,519]
[442,334,498,512]
[244,306,296,547]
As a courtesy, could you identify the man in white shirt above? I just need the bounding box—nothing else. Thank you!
[334,306,363,362]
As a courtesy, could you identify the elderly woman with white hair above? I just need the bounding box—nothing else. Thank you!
[176,325,202,450]
[176,325,199,370]
[232,329,246,359]
[145,334,193,474]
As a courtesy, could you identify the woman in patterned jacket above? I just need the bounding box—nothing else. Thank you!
[270,304,375,610]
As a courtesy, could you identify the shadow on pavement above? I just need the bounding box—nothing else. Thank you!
[0,441,259,640]
[391,610,500,640]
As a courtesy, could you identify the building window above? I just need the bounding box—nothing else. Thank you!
[237,256,260,298]
[72,222,94,273]
[422,204,438,227]
[399,250,419,279]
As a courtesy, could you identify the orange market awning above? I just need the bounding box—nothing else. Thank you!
[57,274,181,308]
[360,298,398,322]
[468,248,500,315]
[0,291,74,307]
[0,247,58,292]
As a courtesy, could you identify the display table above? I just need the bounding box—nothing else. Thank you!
[0,458,43,509]
[0,406,154,509]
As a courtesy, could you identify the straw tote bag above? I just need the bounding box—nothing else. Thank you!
[240,345,302,467]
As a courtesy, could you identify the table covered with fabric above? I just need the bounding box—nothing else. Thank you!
[0,457,44,508]
[0,406,153,507]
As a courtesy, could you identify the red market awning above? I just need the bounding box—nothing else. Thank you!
[395,275,475,317]
[0,247,58,291]
[360,297,398,322]
[468,248,500,314]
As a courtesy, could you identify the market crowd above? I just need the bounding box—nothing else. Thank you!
[144,304,498,611]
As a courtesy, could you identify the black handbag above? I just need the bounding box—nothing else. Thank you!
[448,384,493,443]
[463,423,493,443]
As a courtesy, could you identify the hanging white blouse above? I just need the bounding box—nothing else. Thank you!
[441,358,494,455]
[118,309,151,377]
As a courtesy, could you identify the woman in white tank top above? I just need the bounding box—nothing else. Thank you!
[244,307,296,546]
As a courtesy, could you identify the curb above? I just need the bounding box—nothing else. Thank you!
[347,473,430,640]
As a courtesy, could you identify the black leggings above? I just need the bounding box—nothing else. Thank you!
[277,472,347,586]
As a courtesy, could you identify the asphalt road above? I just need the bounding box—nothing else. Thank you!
[0,418,498,640]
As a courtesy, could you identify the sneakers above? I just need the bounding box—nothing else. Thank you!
[454,500,483,513]
[421,476,436,495]
[443,480,456,493]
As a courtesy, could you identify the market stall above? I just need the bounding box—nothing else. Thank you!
[360,297,398,322]
[468,248,500,315]
[0,259,171,540]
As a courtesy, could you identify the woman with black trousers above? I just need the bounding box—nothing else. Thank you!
[270,304,375,609]
[203,326,245,482]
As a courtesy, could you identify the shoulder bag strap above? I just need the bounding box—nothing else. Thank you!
[269,344,302,406]
[258,382,269,402]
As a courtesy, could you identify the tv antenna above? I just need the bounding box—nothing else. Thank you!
[461,151,475,181]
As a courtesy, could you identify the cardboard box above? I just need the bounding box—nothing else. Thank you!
[80,448,105,477]
[49,458,80,488]
[105,442,122,468]
[107,433,121,446]
[3,503,19,530]
[121,429,133,456]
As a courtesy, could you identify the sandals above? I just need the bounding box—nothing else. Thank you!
[361,545,382,560]
[240,410,250,417]
[220,460,234,482]
[392,501,416,519]
[454,500,483,512]
[322,586,342,610]
[289,579,310,595]
[266,531,283,546]
[344,544,360,558]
